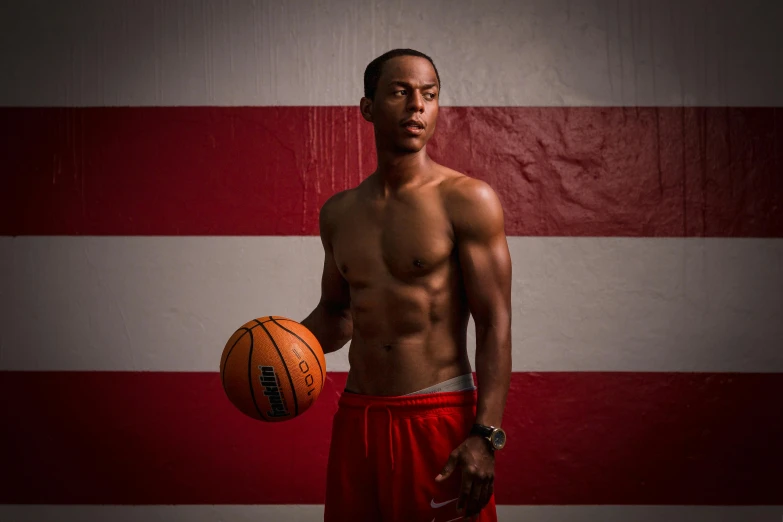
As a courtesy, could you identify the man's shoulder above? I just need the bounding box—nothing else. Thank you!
[436,169,504,237]
[318,186,359,239]
[437,169,500,213]
[321,187,354,216]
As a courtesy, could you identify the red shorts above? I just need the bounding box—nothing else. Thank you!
[324,389,497,522]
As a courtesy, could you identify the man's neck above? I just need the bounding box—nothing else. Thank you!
[374,147,433,195]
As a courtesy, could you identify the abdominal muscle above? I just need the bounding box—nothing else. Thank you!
[343,281,472,396]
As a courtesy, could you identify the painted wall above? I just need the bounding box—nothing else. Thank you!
[1,1,781,520]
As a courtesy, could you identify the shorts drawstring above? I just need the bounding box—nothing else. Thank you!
[387,407,394,470]
[363,404,395,471]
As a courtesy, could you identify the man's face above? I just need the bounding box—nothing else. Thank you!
[361,55,440,153]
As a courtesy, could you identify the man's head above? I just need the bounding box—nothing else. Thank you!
[360,49,441,154]
[363,49,441,101]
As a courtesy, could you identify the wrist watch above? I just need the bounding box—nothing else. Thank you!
[470,423,507,451]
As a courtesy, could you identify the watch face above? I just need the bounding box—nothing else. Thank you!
[491,429,506,449]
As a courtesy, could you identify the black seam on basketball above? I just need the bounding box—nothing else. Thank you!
[256,319,299,417]
[222,327,251,390]
[271,317,325,388]
[222,319,274,386]
[246,328,266,420]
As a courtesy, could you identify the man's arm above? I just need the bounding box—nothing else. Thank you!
[300,195,353,354]
[436,177,512,517]
[455,179,512,428]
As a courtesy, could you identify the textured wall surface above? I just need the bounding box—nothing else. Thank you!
[0,0,781,520]
[1,0,782,107]
[2,237,781,373]
[2,107,781,236]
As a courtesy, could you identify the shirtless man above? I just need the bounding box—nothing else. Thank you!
[301,49,512,522]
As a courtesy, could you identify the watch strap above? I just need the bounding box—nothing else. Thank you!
[470,423,495,438]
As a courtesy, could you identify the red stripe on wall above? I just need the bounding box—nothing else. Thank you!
[1,107,780,237]
[0,371,781,505]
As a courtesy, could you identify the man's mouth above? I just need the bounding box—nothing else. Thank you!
[402,120,425,134]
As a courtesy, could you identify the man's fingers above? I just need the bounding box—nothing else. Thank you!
[468,476,483,512]
[477,481,491,511]
[465,478,490,517]
[456,466,474,512]
[485,480,494,504]
[435,451,459,482]
[469,480,493,518]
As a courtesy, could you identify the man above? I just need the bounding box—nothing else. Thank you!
[301,48,512,522]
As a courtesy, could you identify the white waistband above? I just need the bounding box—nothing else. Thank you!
[403,373,476,395]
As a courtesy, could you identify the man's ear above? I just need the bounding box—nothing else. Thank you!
[360,97,373,123]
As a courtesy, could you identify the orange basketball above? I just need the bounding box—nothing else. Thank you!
[220,316,326,422]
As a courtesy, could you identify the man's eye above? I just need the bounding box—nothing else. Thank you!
[395,90,406,96]
[425,93,436,100]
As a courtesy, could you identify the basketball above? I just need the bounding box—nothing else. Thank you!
[220,316,326,422]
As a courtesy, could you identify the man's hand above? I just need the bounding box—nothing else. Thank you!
[435,435,495,518]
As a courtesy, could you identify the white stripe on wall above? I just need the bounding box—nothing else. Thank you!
[1,504,782,522]
[1,0,781,107]
[1,237,780,372]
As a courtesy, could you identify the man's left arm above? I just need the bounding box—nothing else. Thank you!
[436,177,512,517]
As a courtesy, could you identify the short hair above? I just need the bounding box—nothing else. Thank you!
[363,48,441,100]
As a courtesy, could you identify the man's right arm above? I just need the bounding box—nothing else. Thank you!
[300,196,353,354]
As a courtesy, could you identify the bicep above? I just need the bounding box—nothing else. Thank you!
[317,196,350,311]
[459,232,511,324]
[319,246,351,312]
[453,181,512,323]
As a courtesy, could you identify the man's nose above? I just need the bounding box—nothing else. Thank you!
[407,92,424,112]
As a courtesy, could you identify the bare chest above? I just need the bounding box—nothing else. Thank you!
[331,198,454,283]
